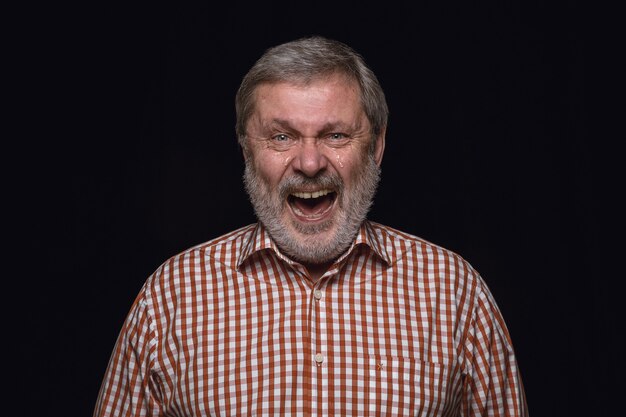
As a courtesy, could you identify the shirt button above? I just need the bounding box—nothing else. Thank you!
[313,290,323,300]
[314,353,324,364]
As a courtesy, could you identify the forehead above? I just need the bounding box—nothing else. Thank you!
[250,75,364,122]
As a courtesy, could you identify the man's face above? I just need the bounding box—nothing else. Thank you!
[243,73,385,266]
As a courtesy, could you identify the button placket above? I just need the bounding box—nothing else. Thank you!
[312,283,327,370]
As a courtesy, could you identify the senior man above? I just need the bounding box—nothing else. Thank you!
[95,36,528,417]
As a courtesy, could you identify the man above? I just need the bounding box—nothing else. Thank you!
[95,36,528,416]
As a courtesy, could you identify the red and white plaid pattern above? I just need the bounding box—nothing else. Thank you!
[94,221,527,416]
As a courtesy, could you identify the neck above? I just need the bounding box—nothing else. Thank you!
[304,261,333,282]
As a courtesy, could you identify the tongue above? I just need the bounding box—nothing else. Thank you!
[292,194,333,216]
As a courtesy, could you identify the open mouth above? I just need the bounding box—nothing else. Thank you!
[287,189,337,221]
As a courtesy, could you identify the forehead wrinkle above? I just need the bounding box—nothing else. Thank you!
[267,119,295,131]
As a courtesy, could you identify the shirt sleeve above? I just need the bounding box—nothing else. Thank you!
[93,291,164,417]
[462,279,529,417]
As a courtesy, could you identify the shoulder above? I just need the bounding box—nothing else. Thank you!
[139,224,257,301]
[367,220,484,295]
[369,221,500,334]
[367,221,475,270]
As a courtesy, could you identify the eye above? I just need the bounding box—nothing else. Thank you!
[328,133,347,140]
[272,134,290,142]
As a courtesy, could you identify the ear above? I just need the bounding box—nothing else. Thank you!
[240,137,250,162]
[373,127,386,167]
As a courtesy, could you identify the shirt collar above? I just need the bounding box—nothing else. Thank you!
[236,220,392,270]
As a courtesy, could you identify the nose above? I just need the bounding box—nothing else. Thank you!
[291,139,328,177]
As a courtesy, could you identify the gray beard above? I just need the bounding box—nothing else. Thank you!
[243,155,381,265]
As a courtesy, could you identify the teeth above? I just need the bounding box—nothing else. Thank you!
[291,189,332,199]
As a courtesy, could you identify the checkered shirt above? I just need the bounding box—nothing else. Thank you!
[94,221,528,416]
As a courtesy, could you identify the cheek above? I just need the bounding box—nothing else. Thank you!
[329,149,346,169]
[337,149,370,180]
[253,154,288,186]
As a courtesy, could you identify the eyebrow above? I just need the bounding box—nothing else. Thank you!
[264,119,361,134]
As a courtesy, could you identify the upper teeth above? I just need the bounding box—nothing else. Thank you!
[292,189,332,199]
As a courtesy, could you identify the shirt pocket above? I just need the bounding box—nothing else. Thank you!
[335,355,451,416]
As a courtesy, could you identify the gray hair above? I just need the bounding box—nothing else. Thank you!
[235,36,388,149]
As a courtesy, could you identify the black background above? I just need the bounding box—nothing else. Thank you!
[13,1,620,416]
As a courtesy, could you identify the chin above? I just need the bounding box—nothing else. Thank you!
[276,215,352,264]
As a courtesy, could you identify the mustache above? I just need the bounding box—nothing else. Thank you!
[278,173,344,200]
